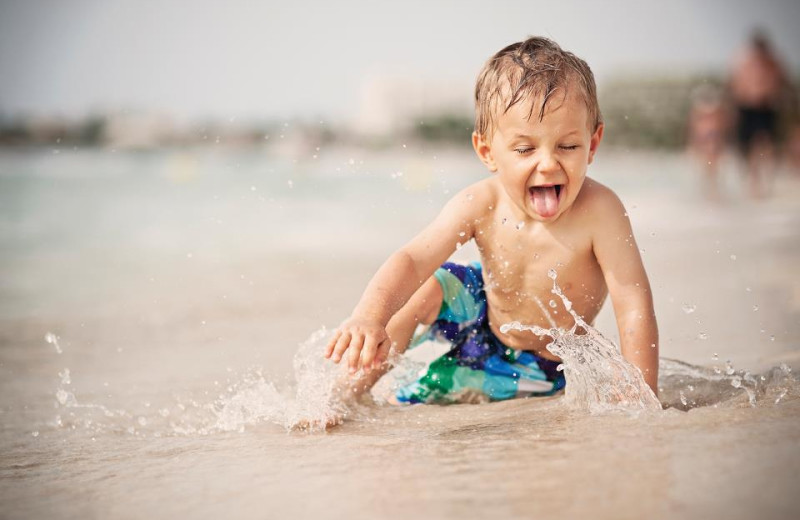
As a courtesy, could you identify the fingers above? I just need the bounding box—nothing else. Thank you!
[347,334,365,373]
[325,322,389,374]
[324,330,342,358]
[290,414,343,432]
[359,335,380,371]
[373,339,393,369]
[330,331,352,363]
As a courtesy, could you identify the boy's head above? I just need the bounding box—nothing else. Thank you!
[471,37,604,223]
[474,36,601,140]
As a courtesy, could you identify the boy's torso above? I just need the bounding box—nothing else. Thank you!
[471,177,609,360]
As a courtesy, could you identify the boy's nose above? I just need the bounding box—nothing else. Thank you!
[536,150,559,174]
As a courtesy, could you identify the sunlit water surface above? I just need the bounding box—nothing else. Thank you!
[1,148,799,519]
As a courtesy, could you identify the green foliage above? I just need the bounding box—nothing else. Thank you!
[413,114,473,145]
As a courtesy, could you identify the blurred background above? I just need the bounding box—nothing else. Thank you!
[1,0,799,151]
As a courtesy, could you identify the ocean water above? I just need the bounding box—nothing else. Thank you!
[1,146,799,519]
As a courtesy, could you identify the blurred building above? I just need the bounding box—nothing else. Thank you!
[354,74,472,139]
[103,112,177,149]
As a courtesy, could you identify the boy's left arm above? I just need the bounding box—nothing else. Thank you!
[591,189,659,396]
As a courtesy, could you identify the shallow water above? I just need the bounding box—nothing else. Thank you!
[1,148,800,519]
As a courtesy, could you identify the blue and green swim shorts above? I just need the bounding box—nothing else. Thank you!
[395,262,566,404]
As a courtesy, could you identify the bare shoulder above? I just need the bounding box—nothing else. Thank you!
[574,178,627,223]
[441,177,498,221]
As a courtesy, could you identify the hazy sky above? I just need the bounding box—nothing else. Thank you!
[1,0,798,124]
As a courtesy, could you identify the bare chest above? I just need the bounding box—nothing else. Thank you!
[473,217,608,348]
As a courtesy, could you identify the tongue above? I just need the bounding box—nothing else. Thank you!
[532,186,559,217]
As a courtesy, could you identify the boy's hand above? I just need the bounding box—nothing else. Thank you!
[324,318,391,373]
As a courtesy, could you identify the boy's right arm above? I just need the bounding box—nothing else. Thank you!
[324,185,487,373]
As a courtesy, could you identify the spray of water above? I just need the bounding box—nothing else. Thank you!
[501,269,662,413]
[44,293,798,437]
[212,327,351,432]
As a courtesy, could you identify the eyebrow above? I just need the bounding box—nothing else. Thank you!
[511,129,581,140]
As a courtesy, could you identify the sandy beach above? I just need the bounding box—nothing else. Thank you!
[0,145,798,519]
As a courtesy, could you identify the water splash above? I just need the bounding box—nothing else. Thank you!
[212,328,350,432]
[501,269,662,413]
[44,314,798,438]
[658,359,797,410]
[500,271,799,413]
[46,328,354,436]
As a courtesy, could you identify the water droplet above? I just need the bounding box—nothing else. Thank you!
[547,269,557,280]
[466,193,474,201]
[730,376,742,388]
[770,335,775,342]
[697,332,708,340]
[549,300,557,308]
[515,221,525,230]
[45,333,62,354]
[458,231,466,237]
[31,431,39,437]
[730,254,737,261]
[501,217,508,225]
[137,417,147,426]
[55,389,70,405]
[681,304,696,314]
[679,391,688,406]
[745,287,752,293]
[725,361,735,375]
[711,352,718,360]
[752,305,759,311]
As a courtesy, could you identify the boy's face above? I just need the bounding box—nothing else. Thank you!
[473,89,603,223]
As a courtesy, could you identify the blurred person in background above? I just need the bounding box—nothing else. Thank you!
[729,29,791,198]
[788,124,800,172]
[687,85,730,201]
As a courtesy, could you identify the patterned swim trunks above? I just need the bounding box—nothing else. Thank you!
[395,262,566,404]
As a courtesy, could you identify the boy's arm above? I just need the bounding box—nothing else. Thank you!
[591,187,659,396]
[325,186,486,373]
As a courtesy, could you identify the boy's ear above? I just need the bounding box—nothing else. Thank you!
[587,123,604,165]
[472,131,498,172]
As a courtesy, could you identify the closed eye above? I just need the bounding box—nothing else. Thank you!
[560,145,579,150]
[514,147,534,155]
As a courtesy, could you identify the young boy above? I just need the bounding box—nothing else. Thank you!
[324,36,658,406]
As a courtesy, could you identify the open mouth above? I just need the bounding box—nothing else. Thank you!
[528,184,563,217]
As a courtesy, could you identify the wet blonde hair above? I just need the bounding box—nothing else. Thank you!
[474,36,602,138]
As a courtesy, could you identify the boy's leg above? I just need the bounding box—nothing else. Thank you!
[336,276,443,400]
